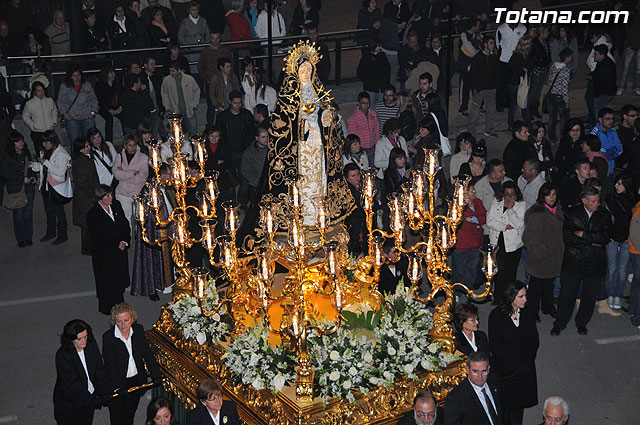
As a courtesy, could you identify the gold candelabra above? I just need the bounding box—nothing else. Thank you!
[135,116,498,402]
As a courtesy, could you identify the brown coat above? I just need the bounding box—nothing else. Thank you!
[197,45,232,83]
[523,203,565,278]
[209,71,239,110]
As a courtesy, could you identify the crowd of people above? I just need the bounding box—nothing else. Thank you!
[1,0,638,424]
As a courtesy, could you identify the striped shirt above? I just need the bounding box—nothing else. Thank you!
[374,101,399,137]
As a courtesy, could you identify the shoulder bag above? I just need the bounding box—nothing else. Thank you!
[542,69,561,115]
[59,88,81,128]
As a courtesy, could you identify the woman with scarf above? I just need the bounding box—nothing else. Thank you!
[523,183,564,320]
[554,118,585,185]
[148,6,175,47]
[342,134,369,171]
[527,120,554,179]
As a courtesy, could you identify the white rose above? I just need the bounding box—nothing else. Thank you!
[428,343,439,354]
[196,332,207,345]
[413,346,421,355]
[364,352,373,363]
[404,364,414,375]
[421,359,434,370]
[406,328,415,338]
[329,371,340,381]
[330,350,340,361]
[388,346,397,356]
[251,377,264,390]
[349,367,358,376]
[213,313,221,321]
[190,306,201,315]
[383,371,394,381]
[271,373,286,392]
[342,379,352,390]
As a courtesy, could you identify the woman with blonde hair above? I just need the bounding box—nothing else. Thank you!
[508,36,533,129]
[395,91,416,147]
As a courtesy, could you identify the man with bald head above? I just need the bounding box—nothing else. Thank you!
[396,390,443,425]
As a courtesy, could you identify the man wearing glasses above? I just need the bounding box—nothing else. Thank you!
[396,390,442,425]
[590,107,622,175]
[615,104,638,160]
[538,396,569,425]
[187,379,241,425]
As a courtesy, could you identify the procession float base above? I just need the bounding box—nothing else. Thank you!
[147,307,467,425]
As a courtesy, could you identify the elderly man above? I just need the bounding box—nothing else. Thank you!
[518,158,545,211]
[444,351,503,425]
[538,396,569,425]
[45,9,71,55]
[397,390,443,425]
[551,185,611,336]
[475,158,513,236]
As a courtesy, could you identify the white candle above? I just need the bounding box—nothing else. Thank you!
[328,250,336,275]
[173,124,180,144]
[266,210,274,235]
[335,284,343,309]
[292,223,299,248]
[487,256,494,276]
[197,277,204,299]
[292,185,300,208]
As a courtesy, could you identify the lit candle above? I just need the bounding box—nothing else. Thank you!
[202,225,214,251]
[451,204,458,221]
[375,244,383,267]
[411,258,420,281]
[196,143,205,163]
[334,284,343,309]
[266,209,274,235]
[136,199,146,224]
[201,194,209,217]
[487,255,494,276]
[441,225,448,248]
[197,276,205,299]
[206,178,216,200]
[428,155,435,176]
[318,205,326,230]
[407,192,415,216]
[292,222,299,248]
[292,311,299,337]
[414,173,424,197]
[177,223,186,243]
[223,245,232,268]
[173,123,180,144]
[179,161,186,183]
[151,147,160,169]
[457,184,465,207]
[365,178,374,199]
[328,249,336,275]
[228,210,237,233]
[292,184,300,208]
[150,186,160,209]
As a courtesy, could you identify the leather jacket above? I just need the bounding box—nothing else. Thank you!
[562,204,611,277]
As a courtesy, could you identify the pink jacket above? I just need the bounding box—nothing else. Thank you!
[113,146,149,197]
[347,108,379,150]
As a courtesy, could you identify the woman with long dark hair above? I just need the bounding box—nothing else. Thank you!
[87,127,117,188]
[523,183,564,320]
[57,63,99,145]
[528,120,554,178]
[342,134,369,171]
[554,118,584,185]
[486,181,526,301]
[507,36,532,130]
[53,319,109,425]
[30,130,72,244]
[0,130,37,247]
[605,173,636,310]
[95,66,123,144]
[244,68,277,113]
[145,397,179,425]
[489,281,539,425]
[383,147,411,195]
[86,184,131,314]
[449,132,475,180]
[457,141,487,186]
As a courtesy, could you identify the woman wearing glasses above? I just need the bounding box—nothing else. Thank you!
[186,379,240,425]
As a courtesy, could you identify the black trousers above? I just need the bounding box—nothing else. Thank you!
[108,375,143,425]
[31,131,46,154]
[42,191,68,238]
[554,271,600,329]
[494,247,522,302]
[527,276,556,318]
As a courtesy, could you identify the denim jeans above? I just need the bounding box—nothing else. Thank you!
[66,118,96,145]
[585,80,595,126]
[508,83,530,129]
[606,240,630,298]
[617,47,640,91]
[149,111,167,140]
[451,248,480,290]
[547,94,568,142]
[182,114,198,137]
[593,95,614,124]
[12,184,35,242]
[468,89,496,134]
[628,253,640,325]
[527,70,548,111]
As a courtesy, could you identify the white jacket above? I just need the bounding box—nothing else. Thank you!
[160,139,193,164]
[496,23,527,63]
[486,198,525,253]
[342,152,369,171]
[244,84,277,114]
[474,174,513,235]
[23,96,58,132]
[255,10,286,45]
[586,35,615,72]
[30,145,71,190]
[161,73,201,118]
[374,135,409,179]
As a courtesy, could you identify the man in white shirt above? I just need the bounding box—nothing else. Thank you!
[444,351,503,425]
[518,159,546,211]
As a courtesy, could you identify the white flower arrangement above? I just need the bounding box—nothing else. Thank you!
[369,283,457,387]
[309,326,376,404]
[222,320,296,393]
[168,278,232,345]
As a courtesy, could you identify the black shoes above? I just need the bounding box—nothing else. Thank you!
[577,326,588,335]
[40,233,55,242]
[17,241,26,248]
[149,292,160,301]
[25,240,33,246]
[52,236,68,245]
[550,327,561,336]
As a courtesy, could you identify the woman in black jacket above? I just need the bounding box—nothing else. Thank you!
[508,37,532,130]
[528,26,551,119]
[605,173,636,310]
[489,281,539,425]
[54,319,109,425]
[86,185,131,315]
[0,130,36,247]
[554,118,585,185]
[454,302,490,356]
[356,39,391,106]
[108,4,137,50]
[289,0,320,36]
[102,303,162,425]
[95,66,123,144]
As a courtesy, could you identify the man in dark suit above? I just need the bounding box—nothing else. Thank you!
[187,379,241,425]
[396,390,444,425]
[378,245,410,294]
[444,351,503,425]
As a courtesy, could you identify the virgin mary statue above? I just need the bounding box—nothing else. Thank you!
[239,41,355,248]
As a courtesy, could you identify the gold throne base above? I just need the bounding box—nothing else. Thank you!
[148,308,466,425]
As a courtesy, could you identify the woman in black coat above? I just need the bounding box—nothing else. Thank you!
[72,138,100,255]
[103,303,162,425]
[489,281,539,425]
[86,184,131,315]
[53,319,109,425]
[186,379,241,425]
[453,302,490,356]
[356,40,391,102]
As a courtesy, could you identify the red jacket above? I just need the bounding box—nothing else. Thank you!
[455,198,487,250]
[226,11,251,47]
